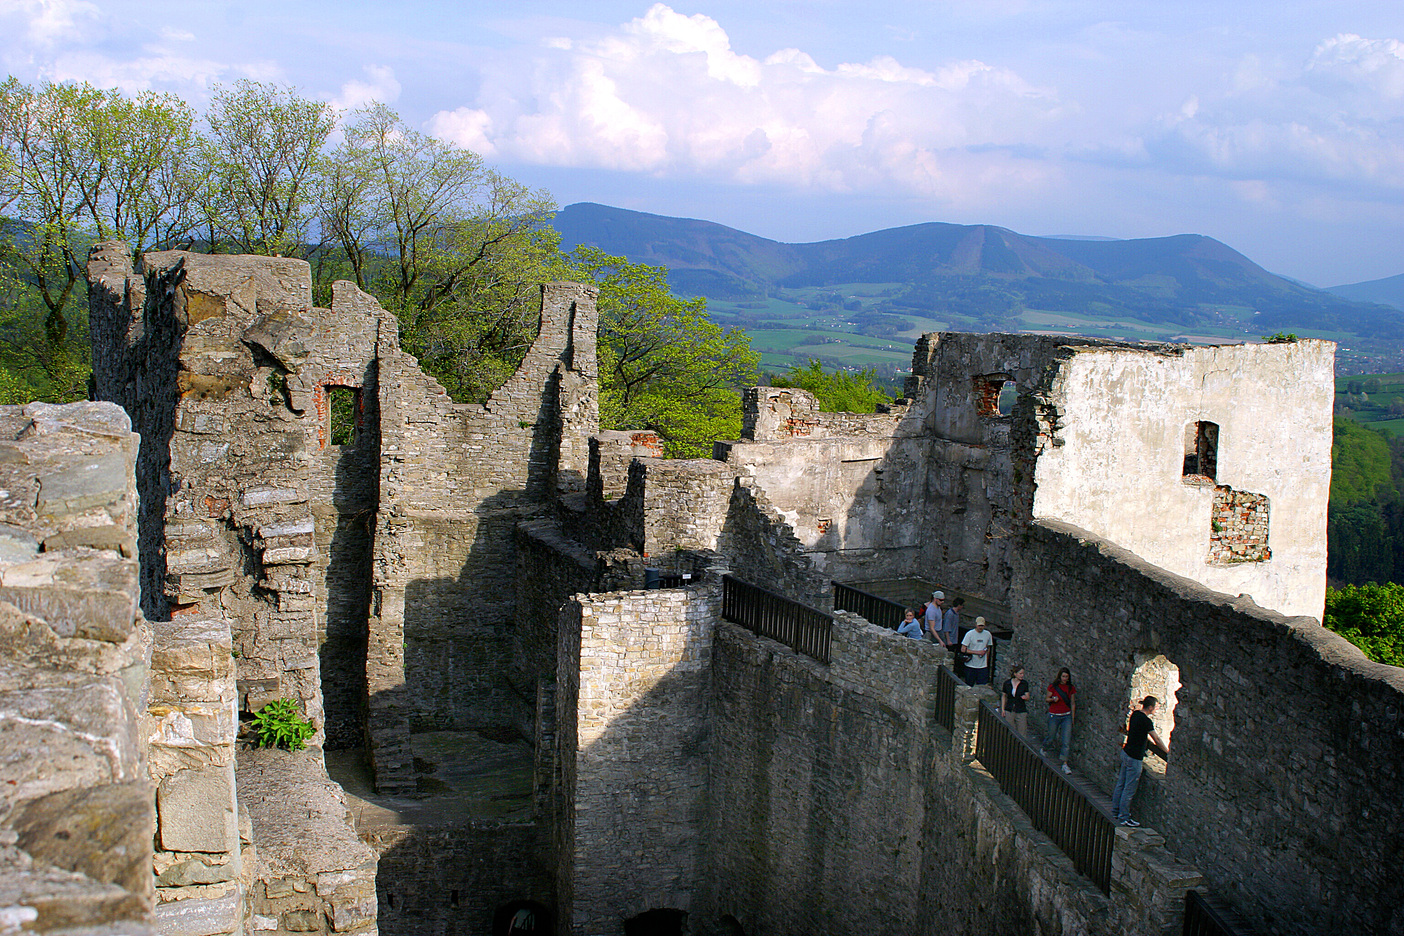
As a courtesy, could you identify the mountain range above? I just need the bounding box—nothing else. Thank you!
[553,203,1404,351]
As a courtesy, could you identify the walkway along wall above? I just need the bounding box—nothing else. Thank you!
[1009,520,1404,936]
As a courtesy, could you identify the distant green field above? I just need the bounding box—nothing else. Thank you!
[706,280,1377,382]
[1335,372,1404,436]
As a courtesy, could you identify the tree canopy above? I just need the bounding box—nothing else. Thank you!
[0,76,757,451]
[571,246,758,457]
[769,358,892,413]
[1324,582,1404,667]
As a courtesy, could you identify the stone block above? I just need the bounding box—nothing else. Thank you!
[35,452,130,515]
[282,909,324,932]
[157,765,237,853]
[331,895,376,932]
[0,554,139,642]
[155,855,237,887]
[151,889,243,936]
[0,673,141,814]
[11,782,154,900]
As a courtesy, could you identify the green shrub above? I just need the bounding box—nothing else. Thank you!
[250,698,315,751]
[1324,583,1404,668]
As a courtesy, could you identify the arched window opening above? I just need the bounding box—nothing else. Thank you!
[975,373,1013,417]
[494,900,551,935]
[1129,653,1180,775]
[624,908,688,936]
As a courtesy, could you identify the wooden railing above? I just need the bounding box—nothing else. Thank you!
[722,575,833,664]
[832,581,905,630]
[975,701,1114,893]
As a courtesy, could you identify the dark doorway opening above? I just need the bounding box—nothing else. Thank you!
[494,900,551,935]
[624,908,688,936]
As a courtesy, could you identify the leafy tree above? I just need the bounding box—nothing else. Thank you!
[771,358,891,413]
[571,246,759,457]
[200,80,334,256]
[319,103,561,402]
[1324,583,1404,667]
[0,78,196,399]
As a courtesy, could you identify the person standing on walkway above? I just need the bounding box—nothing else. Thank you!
[1112,696,1167,827]
[924,591,945,644]
[1040,667,1077,774]
[941,597,964,650]
[960,616,993,685]
[1001,664,1030,737]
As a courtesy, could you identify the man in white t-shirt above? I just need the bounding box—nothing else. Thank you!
[961,616,994,686]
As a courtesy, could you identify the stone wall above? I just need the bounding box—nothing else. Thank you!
[719,387,928,585]
[369,282,598,788]
[716,481,831,611]
[88,246,385,936]
[0,402,153,935]
[741,386,910,441]
[916,679,1204,936]
[1029,340,1333,618]
[365,822,552,936]
[703,612,1210,936]
[1009,519,1404,935]
[555,585,719,935]
[703,613,940,935]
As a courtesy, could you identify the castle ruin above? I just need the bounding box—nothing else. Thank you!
[0,244,1399,936]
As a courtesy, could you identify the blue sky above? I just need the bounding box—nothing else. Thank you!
[2,0,1401,285]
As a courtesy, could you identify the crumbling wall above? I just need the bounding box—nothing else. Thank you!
[88,246,383,936]
[0,402,153,935]
[717,480,831,611]
[717,387,927,584]
[368,283,598,791]
[1011,520,1404,935]
[555,584,718,935]
[1030,340,1332,618]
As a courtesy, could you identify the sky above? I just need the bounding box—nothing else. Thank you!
[1,0,1401,286]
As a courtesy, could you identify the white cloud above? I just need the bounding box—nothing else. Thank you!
[0,0,99,48]
[1143,33,1404,194]
[429,3,1059,205]
[330,64,402,115]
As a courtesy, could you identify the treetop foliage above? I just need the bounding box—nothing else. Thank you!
[1324,583,1404,668]
[570,246,758,458]
[769,358,892,414]
[0,75,756,452]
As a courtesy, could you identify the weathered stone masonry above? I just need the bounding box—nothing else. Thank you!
[38,240,1398,936]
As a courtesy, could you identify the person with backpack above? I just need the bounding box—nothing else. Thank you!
[1040,667,1077,774]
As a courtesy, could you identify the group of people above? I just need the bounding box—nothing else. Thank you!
[897,590,994,686]
[997,665,1167,826]
[897,590,1167,827]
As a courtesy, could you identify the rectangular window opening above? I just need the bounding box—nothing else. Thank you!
[1182,420,1218,482]
[327,385,361,447]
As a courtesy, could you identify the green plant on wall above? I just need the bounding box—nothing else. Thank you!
[250,698,315,751]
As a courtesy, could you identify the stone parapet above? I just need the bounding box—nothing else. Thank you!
[0,402,152,935]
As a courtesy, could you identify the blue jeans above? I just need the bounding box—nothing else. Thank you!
[1111,749,1145,822]
[1042,712,1072,762]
